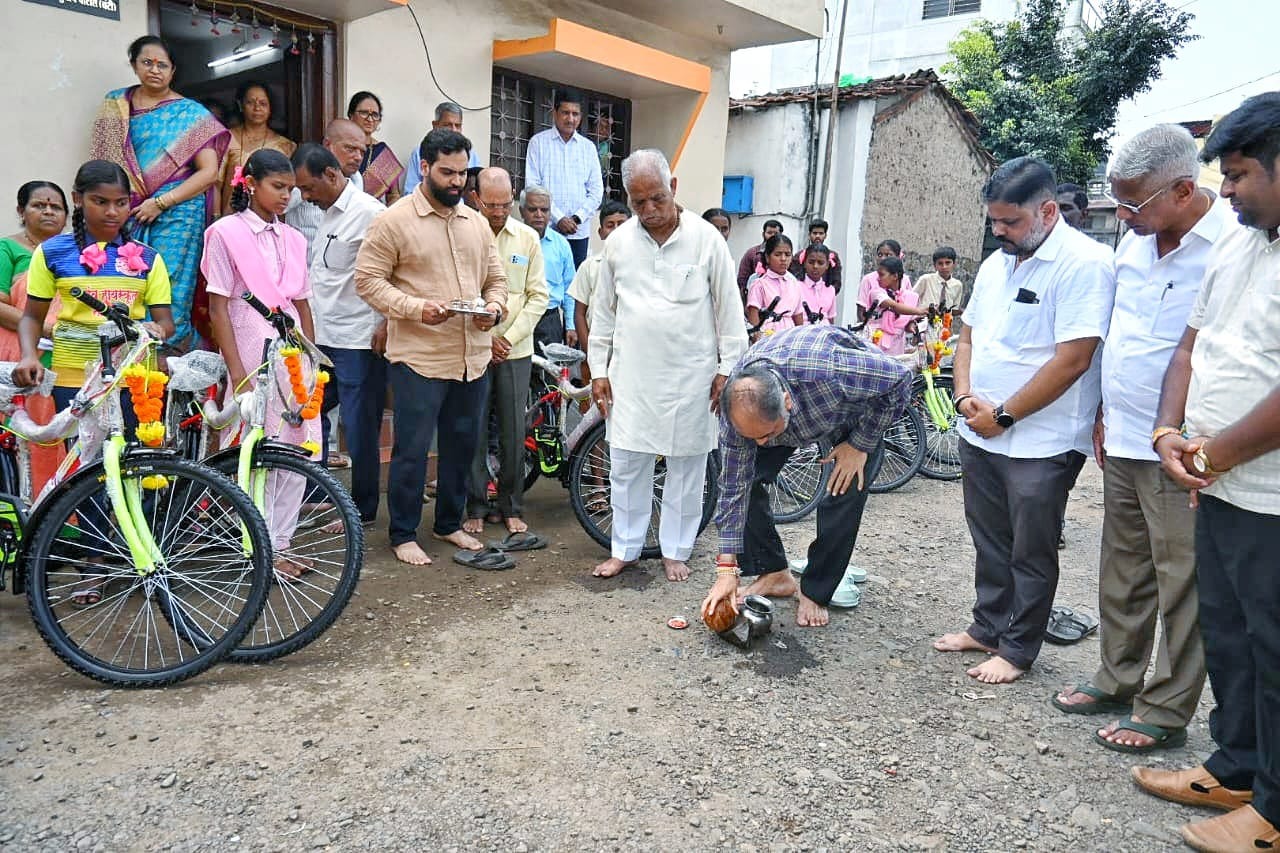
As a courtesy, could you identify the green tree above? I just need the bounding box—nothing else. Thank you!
[943,0,1194,183]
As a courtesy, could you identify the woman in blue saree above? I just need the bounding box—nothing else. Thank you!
[90,35,228,351]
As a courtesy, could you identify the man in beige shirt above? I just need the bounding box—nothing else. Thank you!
[462,167,549,542]
[355,128,508,566]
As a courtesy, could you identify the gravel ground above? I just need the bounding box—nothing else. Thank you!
[0,463,1215,851]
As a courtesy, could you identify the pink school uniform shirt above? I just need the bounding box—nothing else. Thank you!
[798,276,837,323]
[867,285,920,355]
[747,270,804,334]
[856,270,913,313]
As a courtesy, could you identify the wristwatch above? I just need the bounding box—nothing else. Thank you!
[994,404,1016,429]
[570,215,582,225]
[1191,442,1229,476]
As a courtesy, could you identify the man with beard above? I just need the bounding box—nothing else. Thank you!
[933,156,1115,684]
[355,129,507,567]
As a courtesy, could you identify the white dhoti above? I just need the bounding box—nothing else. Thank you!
[609,448,706,561]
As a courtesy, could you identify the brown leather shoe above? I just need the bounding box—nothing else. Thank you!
[1131,765,1253,811]
[1180,805,1279,852]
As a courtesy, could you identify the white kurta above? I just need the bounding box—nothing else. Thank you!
[587,211,748,456]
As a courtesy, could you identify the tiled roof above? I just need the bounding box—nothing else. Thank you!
[730,69,995,170]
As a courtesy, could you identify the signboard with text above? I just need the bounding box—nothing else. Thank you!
[23,0,120,21]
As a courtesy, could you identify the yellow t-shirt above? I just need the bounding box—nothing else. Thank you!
[26,234,172,387]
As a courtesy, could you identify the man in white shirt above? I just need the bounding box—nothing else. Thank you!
[1052,125,1235,754]
[1133,94,1280,853]
[588,149,747,582]
[286,119,367,259]
[935,156,1115,684]
[524,89,603,269]
[292,143,386,525]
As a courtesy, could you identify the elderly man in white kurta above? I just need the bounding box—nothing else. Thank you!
[587,149,748,582]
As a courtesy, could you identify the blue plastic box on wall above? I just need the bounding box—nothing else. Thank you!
[722,175,754,214]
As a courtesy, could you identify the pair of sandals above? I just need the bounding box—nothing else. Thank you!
[1051,683,1188,754]
[451,530,548,571]
[1044,605,1098,645]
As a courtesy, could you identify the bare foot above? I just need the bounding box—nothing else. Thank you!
[504,516,528,534]
[967,656,1026,684]
[462,517,484,535]
[392,541,432,566]
[741,570,799,599]
[661,558,690,582]
[592,557,636,578]
[933,631,997,653]
[432,530,484,551]
[273,555,307,580]
[1055,686,1113,710]
[796,592,829,627]
[1097,715,1159,749]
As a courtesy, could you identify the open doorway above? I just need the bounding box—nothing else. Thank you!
[151,0,338,145]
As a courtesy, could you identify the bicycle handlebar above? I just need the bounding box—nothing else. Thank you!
[746,295,782,335]
[241,291,295,339]
[70,287,138,341]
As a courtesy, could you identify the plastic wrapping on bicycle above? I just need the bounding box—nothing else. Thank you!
[0,363,57,403]
[538,342,585,366]
[166,350,227,392]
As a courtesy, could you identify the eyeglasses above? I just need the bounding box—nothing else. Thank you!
[353,109,382,122]
[1104,177,1192,214]
[480,199,514,211]
[137,59,172,72]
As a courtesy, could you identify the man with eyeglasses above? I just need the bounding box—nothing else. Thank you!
[461,168,549,540]
[1052,125,1235,755]
[286,119,367,255]
[291,143,386,526]
[520,186,577,350]
[404,102,482,195]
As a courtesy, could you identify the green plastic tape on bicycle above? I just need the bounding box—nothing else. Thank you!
[123,477,163,564]
[238,426,266,553]
[102,435,156,574]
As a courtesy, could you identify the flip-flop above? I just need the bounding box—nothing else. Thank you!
[828,568,862,609]
[1051,683,1133,716]
[488,531,547,552]
[324,453,351,469]
[71,583,104,607]
[1045,605,1099,645]
[1093,717,1187,754]
[789,559,868,584]
[452,547,516,571]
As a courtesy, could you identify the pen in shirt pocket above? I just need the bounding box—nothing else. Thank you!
[1160,281,1174,300]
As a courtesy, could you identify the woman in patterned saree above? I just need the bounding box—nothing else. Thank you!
[90,35,228,351]
[347,91,403,205]
[218,81,296,216]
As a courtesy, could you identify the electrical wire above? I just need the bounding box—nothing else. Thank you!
[404,3,491,112]
[1140,68,1280,118]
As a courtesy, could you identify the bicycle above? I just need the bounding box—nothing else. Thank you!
[852,325,927,494]
[165,291,363,663]
[0,290,272,687]
[496,343,718,559]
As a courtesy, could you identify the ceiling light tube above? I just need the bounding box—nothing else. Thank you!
[207,44,277,69]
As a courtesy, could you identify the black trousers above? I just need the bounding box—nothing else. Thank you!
[386,362,489,547]
[739,441,883,605]
[568,237,589,268]
[533,308,564,355]
[960,441,1086,670]
[1197,494,1280,826]
[467,355,532,519]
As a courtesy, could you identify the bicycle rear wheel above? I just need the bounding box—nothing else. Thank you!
[916,373,963,481]
[25,456,271,687]
[869,404,926,493]
[766,441,830,523]
[568,422,718,559]
[208,448,363,662]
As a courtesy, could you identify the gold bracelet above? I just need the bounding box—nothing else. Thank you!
[715,566,740,577]
[154,194,168,212]
[1150,425,1183,451]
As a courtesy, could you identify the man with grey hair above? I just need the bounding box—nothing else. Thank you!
[1052,125,1237,752]
[404,101,482,194]
[699,325,910,627]
[588,149,747,582]
[520,185,577,349]
[934,156,1115,684]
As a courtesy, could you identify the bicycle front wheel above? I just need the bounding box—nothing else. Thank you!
[25,456,271,688]
[568,422,718,559]
[766,440,830,524]
[209,448,363,662]
[869,404,926,493]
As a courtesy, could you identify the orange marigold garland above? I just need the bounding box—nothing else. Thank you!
[122,363,168,446]
[279,345,328,421]
[300,370,329,420]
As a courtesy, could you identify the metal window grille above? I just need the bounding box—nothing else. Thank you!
[490,68,632,201]
[922,0,981,19]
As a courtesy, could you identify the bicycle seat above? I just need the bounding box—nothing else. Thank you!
[166,350,228,393]
[539,342,585,366]
[0,362,57,411]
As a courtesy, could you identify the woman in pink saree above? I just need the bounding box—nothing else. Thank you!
[90,35,228,351]
[347,91,403,205]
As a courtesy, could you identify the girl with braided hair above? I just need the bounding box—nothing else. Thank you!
[13,160,174,406]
